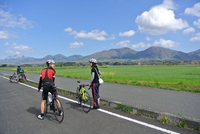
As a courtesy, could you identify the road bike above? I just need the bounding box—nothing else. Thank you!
[44,91,64,123]
[76,81,92,113]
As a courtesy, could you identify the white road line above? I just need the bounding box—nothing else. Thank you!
[1,75,180,134]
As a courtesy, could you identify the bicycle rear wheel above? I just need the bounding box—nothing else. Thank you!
[81,91,91,113]
[53,98,64,123]
[44,101,48,115]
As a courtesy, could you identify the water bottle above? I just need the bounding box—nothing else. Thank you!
[48,95,52,102]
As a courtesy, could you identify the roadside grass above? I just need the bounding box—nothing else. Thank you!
[1,65,200,93]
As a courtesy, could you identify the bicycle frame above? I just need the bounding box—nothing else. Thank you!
[76,81,91,113]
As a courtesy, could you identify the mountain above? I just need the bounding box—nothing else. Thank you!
[81,47,138,61]
[133,46,193,60]
[0,47,199,64]
[188,49,200,60]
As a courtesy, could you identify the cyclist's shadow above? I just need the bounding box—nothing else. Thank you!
[26,107,59,123]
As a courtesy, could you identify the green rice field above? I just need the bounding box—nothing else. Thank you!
[1,65,200,92]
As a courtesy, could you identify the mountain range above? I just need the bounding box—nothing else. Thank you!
[0,46,199,64]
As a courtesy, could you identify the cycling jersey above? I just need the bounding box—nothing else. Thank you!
[38,67,55,90]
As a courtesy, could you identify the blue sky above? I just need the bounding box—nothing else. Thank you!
[0,0,200,59]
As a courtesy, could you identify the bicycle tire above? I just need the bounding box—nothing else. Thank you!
[81,91,91,113]
[44,101,48,115]
[53,98,64,123]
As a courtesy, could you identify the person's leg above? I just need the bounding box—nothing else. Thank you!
[96,83,100,108]
[40,100,46,114]
[91,83,97,108]
[38,88,48,120]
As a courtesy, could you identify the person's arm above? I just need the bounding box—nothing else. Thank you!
[90,72,95,83]
[98,70,102,77]
[38,74,42,92]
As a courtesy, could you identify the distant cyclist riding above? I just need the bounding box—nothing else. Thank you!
[37,60,63,121]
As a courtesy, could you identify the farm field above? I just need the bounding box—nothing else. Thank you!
[1,65,200,92]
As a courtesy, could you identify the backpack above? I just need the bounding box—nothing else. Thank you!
[42,69,55,89]
[19,68,24,73]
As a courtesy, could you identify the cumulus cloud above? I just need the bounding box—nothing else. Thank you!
[146,36,151,41]
[0,8,34,29]
[3,42,9,46]
[135,0,189,35]
[119,30,135,37]
[12,44,33,52]
[69,42,85,48]
[182,27,195,35]
[0,31,9,39]
[153,38,179,48]
[116,40,130,47]
[194,19,200,28]
[64,28,114,41]
[64,27,73,32]
[74,30,107,40]
[131,42,151,49]
[190,33,200,41]
[185,2,200,17]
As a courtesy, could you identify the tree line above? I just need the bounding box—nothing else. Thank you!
[1,60,199,67]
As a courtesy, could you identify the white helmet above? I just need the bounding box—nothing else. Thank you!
[89,58,97,64]
[46,59,55,64]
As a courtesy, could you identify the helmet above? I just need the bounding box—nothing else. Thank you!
[46,59,55,64]
[89,58,97,64]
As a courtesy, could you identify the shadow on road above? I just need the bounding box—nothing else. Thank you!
[26,107,59,123]
[65,101,85,113]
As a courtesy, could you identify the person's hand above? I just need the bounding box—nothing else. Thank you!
[38,89,40,92]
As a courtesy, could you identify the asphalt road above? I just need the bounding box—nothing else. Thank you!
[1,70,200,120]
[0,75,198,134]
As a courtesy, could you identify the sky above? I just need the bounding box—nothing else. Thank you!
[0,0,200,59]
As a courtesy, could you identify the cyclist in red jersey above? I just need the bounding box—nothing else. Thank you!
[37,60,63,120]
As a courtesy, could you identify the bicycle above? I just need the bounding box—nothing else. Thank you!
[76,81,92,113]
[44,91,64,123]
[9,75,17,83]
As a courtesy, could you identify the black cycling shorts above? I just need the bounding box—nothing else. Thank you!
[42,86,57,100]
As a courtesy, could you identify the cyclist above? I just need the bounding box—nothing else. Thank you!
[88,58,102,109]
[17,66,24,81]
[37,59,63,120]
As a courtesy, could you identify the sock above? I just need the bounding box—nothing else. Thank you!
[41,114,44,117]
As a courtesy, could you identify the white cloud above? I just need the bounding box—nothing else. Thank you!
[135,0,188,35]
[64,27,73,32]
[3,42,9,46]
[131,42,151,49]
[190,33,200,41]
[2,50,21,55]
[119,30,135,37]
[182,27,195,35]
[194,19,200,28]
[185,2,200,17]
[74,30,108,40]
[153,38,179,48]
[116,40,130,47]
[69,42,85,48]
[0,31,9,39]
[12,44,33,52]
[65,28,114,41]
[146,36,151,41]
[0,9,34,29]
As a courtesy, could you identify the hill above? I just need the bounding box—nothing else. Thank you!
[0,47,199,64]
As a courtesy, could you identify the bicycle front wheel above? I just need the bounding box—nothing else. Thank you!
[81,91,91,113]
[53,98,64,123]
